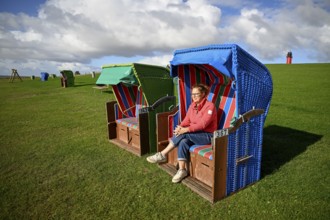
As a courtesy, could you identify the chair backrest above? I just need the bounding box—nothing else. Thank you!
[112,83,147,119]
[170,64,236,134]
[135,86,147,118]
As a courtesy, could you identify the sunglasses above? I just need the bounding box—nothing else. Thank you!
[191,93,201,97]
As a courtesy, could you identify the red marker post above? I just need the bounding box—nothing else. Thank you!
[286,51,292,64]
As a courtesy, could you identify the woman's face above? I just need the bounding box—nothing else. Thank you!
[191,88,204,103]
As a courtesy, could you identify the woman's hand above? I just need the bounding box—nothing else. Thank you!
[174,125,181,134]
[173,126,189,136]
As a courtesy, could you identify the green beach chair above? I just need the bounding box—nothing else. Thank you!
[97,63,175,156]
[60,70,75,88]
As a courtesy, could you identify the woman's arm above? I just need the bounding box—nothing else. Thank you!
[179,104,192,127]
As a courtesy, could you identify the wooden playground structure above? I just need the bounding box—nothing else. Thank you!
[9,69,23,83]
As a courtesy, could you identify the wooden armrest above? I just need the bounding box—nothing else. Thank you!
[236,155,253,165]
[213,108,265,139]
[151,95,176,110]
[156,106,178,152]
[243,109,264,121]
[157,105,179,118]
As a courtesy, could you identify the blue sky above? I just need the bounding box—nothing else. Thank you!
[0,0,329,76]
[0,0,46,16]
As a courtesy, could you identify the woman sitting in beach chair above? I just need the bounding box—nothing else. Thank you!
[147,84,217,183]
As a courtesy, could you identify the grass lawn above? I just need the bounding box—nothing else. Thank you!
[0,64,329,219]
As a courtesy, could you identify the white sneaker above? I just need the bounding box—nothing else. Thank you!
[146,152,166,163]
[172,169,188,183]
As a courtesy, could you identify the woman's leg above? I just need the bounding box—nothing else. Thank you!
[157,134,187,157]
[175,132,212,162]
[177,138,193,163]
[161,141,175,156]
[172,138,192,183]
[178,160,186,169]
[182,132,213,145]
[146,139,177,163]
[175,138,193,171]
[176,132,212,170]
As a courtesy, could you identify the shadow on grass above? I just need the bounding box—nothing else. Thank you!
[102,90,113,94]
[72,83,114,94]
[73,83,97,87]
[261,125,322,177]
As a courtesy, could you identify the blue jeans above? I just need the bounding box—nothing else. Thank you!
[171,132,213,161]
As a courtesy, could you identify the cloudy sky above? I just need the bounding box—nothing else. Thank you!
[0,0,329,76]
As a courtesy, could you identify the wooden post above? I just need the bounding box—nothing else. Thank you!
[212,134,228,202]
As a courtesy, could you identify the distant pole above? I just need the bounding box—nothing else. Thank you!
[286,51,292,64]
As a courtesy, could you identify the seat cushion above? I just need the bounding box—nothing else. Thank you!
[190,144,213,160]
[116,118,139,130]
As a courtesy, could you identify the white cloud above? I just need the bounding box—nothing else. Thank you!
[0,0,329,75]
[138,54,174,67]
[219,0,330,62]
[11,30,43,42]
[0,0,223,75]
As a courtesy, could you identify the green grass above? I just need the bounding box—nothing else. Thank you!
[1,64,329,219]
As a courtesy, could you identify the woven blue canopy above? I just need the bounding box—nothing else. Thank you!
[171,45,233,78]
[170,44,273,116]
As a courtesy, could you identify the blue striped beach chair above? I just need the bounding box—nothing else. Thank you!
[156,44,273,203]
